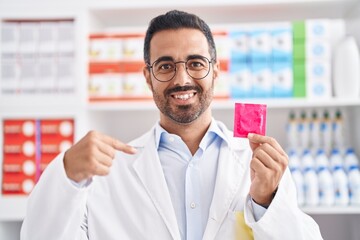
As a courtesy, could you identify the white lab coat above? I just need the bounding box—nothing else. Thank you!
[21,121,323,240]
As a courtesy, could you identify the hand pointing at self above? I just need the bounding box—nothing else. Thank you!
[64,131,137,183]
[247,133,289,207]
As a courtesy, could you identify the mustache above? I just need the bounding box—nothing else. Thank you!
[165,85,202,96]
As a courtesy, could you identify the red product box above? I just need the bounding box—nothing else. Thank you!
[2,173,36,195]
[40,119,74,172]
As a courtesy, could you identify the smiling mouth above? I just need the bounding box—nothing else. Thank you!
[171,92,196,100]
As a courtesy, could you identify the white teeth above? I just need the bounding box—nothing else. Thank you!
[174,93,194,100]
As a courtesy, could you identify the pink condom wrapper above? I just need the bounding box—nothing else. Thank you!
[234,103,267,138]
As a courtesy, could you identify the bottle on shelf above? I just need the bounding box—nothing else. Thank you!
[315,149,335,206]
[332,109,345,151]
[329,149,349,206]
[298,111,310,151]
[309,110,321,150]
[348,165,360,206]
[320,110,332,156]
[302,149,319,206]
[344,148,360,173]
[288,150,305,206]
[286,111,298,151]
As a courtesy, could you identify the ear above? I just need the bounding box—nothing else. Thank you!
[212,59,220,83]
[143,66,152,90]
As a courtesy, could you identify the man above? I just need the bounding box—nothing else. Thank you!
[21,10,323,240]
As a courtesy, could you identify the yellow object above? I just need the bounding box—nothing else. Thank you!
[235,211,254,240]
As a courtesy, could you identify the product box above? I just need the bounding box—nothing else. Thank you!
[251,61,272,98]
[306,60,331,99]
[19,54,37,93]
[18,22,39,54]
[249,28,271,63]
[37,54,57,92]
[57,21,75,53]
[38,21,58,54]
[271,24,293,63]
[2,118,74,195]
[122,37,144,60]
[40,119,74,172]
[306,19,331,40]
[88,73,123,98]
[272,61,293,97]
[1,22,19,53]
[306,40,331,60]
[229,62,252,98]
[2,119,37,195]
[57,53,75,92]
[229,29,250,64]
[213,31,231,61]
[1,55,20,94]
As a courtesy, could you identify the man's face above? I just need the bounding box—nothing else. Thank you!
[144,28,219,125]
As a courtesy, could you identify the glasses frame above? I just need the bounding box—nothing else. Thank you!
[146,55,214,82]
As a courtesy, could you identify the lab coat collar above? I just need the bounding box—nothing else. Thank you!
[131,128,182,240]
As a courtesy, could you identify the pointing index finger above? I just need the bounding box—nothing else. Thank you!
[99,133,137,154]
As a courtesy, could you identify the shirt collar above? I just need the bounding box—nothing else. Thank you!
[154,118,228,150]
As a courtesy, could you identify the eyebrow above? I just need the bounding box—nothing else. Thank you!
[154,54,208,63]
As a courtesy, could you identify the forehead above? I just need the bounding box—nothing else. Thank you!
[149,28,210,61]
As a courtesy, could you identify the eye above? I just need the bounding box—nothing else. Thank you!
[155,61,175,73]
[188,58,207,69]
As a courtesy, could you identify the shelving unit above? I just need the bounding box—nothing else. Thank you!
[1,0,360,239]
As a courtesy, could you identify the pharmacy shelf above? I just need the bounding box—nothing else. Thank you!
[87,0,358,27]
[0,197,27,221]
[303,206,360,215]
[87,98,360,111]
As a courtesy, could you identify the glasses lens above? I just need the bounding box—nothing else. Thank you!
[150,56,211,82]
[152,60,176,82]
[186,57,210,80]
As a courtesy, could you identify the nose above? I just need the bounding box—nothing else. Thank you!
[172,61,192,85]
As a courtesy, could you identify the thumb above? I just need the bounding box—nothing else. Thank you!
[247,133,260,152]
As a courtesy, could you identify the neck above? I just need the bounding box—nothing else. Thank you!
[160,110,212,155]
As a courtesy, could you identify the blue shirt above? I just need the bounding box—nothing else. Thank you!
[155,119,266,240]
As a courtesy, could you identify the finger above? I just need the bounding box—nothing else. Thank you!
[97,132,137,154]
[91,161,111,176]
[248,133,286,156]
[253,148,279,169]
[97,154,114,168]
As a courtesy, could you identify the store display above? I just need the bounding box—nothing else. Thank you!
[1,118,74,195]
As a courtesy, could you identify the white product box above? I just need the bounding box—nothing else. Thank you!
[122,38,144,60]
[19,56,37,92]
[56,53,75,92]
[37,54,56,92]
[251,62,272,98]
[250,28,271,63]
[306,19,331,40]
[89,73,123,97]
[229,29,250,63]
[214,71,230,98]
[122,73,149,97]
[306,60,332,99]
[89,38,123,61]
[214,33,231,60]
[306,40,331,60]
[229,63,252,98]
[1,22,19,53]
[19,22,39,54]
[272,61,293,97]
[57,21,75,53]
[271,23,293,62]
[1,61,20,93]
[38,22,58,53]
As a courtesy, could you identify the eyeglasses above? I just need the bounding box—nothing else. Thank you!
[147,55,213,82]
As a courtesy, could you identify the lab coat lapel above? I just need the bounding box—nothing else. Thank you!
[203,141,247,240]
[132,133,181,240]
